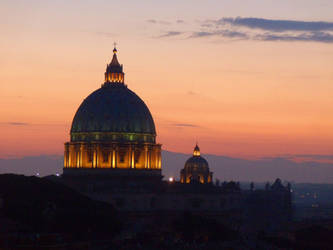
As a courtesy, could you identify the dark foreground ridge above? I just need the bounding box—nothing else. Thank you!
[0,174,121,248]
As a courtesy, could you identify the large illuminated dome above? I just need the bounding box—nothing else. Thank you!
[70,84,156,143]
[63,47,161,173]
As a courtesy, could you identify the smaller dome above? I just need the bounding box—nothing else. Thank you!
[185,143,208,169]
[184,156,209,171]
[180,144,212,184]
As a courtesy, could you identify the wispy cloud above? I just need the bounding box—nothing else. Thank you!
[190,29,248,39]
[157,31,184,38]
[147,19,157,24]
[171,123,200,128]
[187,90,197,95]
[255,31,333,43]
[146,19,171,25]
[199,17,333,43]
[0,122,30,126]
[216,17,333,32]
[0,122,68,127]
[189,31,212,38]
[151,17,333,44]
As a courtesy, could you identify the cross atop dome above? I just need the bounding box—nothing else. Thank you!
[104,44,124,85]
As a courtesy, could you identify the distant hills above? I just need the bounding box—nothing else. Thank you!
[162,151,333,183]
[0,151,333,183]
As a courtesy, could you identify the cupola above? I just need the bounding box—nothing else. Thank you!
[104,45,125,84]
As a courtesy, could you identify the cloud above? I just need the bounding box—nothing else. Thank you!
[216,17,333,32]
[187,90,197,95]
[151,17,333,43]
[192,18,333,43]
[190,29,248,39]
[171,123,200,128]
[0,122,29,126]
[157,31,184,38]
[190,31,213,38]
[201,23,214,28]
[147,19,157,24]
[0,122,68,127]
[146,19,171,25]
[255,31,333,43]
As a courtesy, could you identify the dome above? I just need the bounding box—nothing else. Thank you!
[180,144,212,184]
[70,83,156,142]
[184,144,209,170]
[184,156,209,171]
[64,47,162,172]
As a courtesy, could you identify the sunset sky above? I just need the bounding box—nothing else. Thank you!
[1,0,333,160]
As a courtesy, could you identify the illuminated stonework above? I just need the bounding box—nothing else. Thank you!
[64,47,161,171]
[180,144,213,184]
[64,142,161,169]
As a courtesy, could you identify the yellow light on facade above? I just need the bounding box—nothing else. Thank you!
[93,150,96,168]
[112,150,115,168]
[131,150,135,168]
